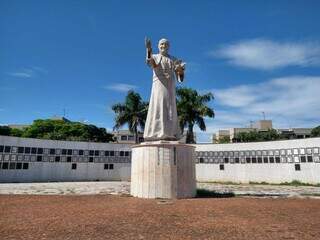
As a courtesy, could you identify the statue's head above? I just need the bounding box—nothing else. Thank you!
[158,38,169,55]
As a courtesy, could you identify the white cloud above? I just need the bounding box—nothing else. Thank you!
[7,66,48,78]
[103,83,137,92]
[212,39,320,70]
[211,75,320,128]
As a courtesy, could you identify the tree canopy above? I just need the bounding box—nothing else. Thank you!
[112,90,148,143]
[0,119,114,143]
[311,125,320,137]
[233,129,282,143]
[176,87,215,143]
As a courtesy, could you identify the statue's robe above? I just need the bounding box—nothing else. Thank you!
[143,53,181,141]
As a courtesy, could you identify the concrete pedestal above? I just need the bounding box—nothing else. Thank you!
[130,141,196,199]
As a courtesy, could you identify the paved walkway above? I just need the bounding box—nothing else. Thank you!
[0,181,319,198]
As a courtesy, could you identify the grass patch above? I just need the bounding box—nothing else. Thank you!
[198,181,241,185]
[249,180,320,187]
[196,189,235,198]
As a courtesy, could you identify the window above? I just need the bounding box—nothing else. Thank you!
[44,148,49,154]
[120,151,124,157]
[287,156,293,163]
[281,157,286,163]
[257,157,262,163]
[293,149,299,155]
[280,149,286,156]
[314,156,320,162]
[110,151,115,156]
[30,155,36,162]
[16,162,22,169]
[89,157,94,162]
[84,150,89,156]
[25,147,31,154]
[256,151,261,156]
[287,149,292,155]
[61,149,67,155]
[56,149,61,155]
[219,164,224,170]
[9,162,15,169]
[293,156,299,163]
[50,149,55,155]
[17,155,23,161]
[246,157,251,163]
[295,164,301,171]
[2,162,8,169]
[73,150,78,155]
[275,157,281,163]
[268,150,274,156]
[37,148,43,154]
[306,148,312,154]
[79,150,84,155]
[109,164,114,169]
[104,163,109,169]
[224,157,229,163]
[307,156,313,162]
[125,151,129,157]
[31,148,37,154]
[262,150,267,156]
[4,146,11,153]
[199,158,204,163]
[89,150,94,156]
[274,150,280,156]
[0,145,3,152]
[18,147,24,153]
[235,157,240,163]
[269,157,275,163]
[37,156,42,162]
[128,135,134,141]
[313,148,319,154]
[67,156,72,162]
[252,157,257,163]
[263,157,268,163]
[300,156,306,163]
[23,163,29,169]
[94,150,99,156]
[71,163,77,170]
[300,148,305,154]
[121,135,128,141]
[55,156,60,162]
[67,149,72,155]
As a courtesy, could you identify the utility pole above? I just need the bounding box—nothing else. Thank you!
[262,111,266,120]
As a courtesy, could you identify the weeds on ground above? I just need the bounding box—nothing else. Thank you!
[196,189,235,198]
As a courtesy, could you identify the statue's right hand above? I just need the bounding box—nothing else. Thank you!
[145,37,152,49]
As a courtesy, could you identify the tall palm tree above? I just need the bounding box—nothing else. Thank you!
[176,87,215,143]
[112,91,148,143]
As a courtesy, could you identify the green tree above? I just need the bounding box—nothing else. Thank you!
[21,119,114,142]
[176,87,215,144]
[311,125,320,137]
[112,91,148,143]
[233,129,281,142]
[0,126,11,136]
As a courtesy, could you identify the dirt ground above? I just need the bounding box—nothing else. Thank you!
[0,195,319,240]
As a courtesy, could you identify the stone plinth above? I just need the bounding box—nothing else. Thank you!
[130,141,196,199]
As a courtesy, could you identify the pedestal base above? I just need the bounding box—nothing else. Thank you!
[130,141,196,199]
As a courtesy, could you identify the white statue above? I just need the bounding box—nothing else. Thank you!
[143,38,186,141]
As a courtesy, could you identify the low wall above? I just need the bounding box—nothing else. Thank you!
[1,136,319,184]
[195,138,320,184]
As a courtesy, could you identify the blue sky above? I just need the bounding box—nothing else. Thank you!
[1,0,320,142]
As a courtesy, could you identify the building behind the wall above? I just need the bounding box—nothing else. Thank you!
[0,135,319,184]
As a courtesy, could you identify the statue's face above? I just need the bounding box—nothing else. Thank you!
[158,41,169,55]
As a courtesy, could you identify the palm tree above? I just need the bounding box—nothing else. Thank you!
[176,87,215,143]
[112,91,148,143]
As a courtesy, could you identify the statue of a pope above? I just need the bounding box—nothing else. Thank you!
[143,38,185,141]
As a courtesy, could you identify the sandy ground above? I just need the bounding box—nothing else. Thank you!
[0,194,320,240]
[0,181,319,198]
